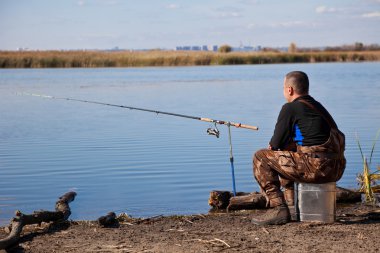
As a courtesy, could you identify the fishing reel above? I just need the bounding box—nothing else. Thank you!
[207,123,220,138]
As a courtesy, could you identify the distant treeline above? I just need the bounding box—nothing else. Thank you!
[1,50,380,68]
[324,42,380,52]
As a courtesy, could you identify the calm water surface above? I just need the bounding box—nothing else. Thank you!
[1,63,379,225]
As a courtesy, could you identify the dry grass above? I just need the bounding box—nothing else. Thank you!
[1,50,380,68]
[356,129,380,204]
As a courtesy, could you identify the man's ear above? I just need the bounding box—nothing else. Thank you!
[287,86,293,95]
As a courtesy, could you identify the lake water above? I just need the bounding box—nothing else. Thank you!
[1,63,379,225]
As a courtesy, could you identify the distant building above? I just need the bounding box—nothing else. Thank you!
[231,45,263,52]
[175,45,219,52]
[191,46,201,51]
[17,47,30,51]
[176,46,192,51]
[107,46,122,52]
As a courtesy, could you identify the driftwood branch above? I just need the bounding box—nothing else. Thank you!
[208,191,266,211]
[209,187,361,210]
[228,192,267,211]
[335,187,362,203]
[0,191,76,250]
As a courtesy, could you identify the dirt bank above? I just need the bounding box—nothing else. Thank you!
[1,203,379,253]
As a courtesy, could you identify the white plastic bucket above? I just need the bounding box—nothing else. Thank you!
[295,182,336,223]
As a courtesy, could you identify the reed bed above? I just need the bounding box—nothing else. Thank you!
[1,50,380,68]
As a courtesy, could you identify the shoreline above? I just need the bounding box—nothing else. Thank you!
[1,203,379,252]
[1,50,380,68]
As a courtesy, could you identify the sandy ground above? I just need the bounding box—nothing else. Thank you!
[1,203,379,253]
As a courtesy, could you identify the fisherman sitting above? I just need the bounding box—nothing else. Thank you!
[252,71,346,225]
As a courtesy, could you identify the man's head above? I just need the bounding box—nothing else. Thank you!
[283,71,309,102]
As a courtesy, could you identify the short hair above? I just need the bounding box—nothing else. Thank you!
[285,71,309,95]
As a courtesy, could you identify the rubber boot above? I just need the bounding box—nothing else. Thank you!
[284,188,294,206]
[252,203,291,225]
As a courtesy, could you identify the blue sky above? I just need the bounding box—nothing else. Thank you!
[1,0,380,50]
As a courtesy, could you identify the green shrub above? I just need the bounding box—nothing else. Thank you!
[218,45,232,53]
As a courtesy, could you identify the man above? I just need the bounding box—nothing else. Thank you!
[252,71,346,225]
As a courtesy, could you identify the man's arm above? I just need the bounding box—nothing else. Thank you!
[269,104,294,150]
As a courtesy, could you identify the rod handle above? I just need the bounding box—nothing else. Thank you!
[200,117,213,123]
[200,118,259,131]
[233,123,259,131]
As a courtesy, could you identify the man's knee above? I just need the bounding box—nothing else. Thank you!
[253,149,268,163]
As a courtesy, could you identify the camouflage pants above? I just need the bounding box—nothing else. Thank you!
[253,146,345,207]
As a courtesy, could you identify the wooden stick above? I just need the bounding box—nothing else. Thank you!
[0,192,76,250]
[209,187,361,211]
[213,238,231,248]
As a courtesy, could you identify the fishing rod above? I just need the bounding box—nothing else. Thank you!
[21,93,258,131]
[21,92,259,195]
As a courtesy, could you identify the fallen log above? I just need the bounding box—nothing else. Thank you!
[336,187,362,203]
[208,191,232,209]
[209,187,361,210]
[209,191,266,211]
[228,192,267,211]
[0,191,76,250]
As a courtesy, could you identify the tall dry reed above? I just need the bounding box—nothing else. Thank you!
[1,50,380,68]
